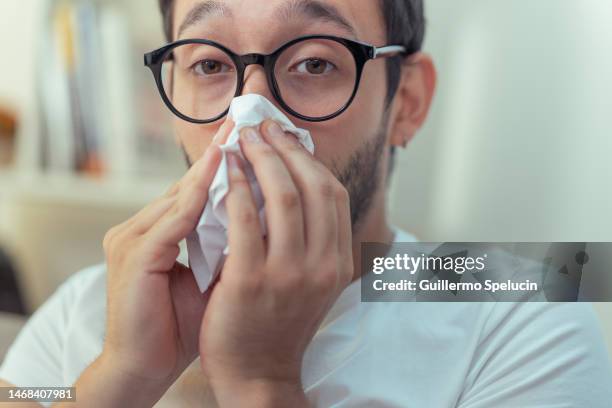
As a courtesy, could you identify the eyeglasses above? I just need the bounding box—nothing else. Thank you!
[144,35,412,123]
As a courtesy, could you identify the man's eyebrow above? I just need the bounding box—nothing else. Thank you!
[177,1,232,38]
[277,0,358,38]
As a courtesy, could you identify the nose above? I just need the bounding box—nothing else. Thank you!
[240,64,279,109]
[241,64,272,99]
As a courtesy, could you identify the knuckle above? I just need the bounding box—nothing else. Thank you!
[316,180,335,199]
[229,170,249,185]
[139,241,178,271]
[282,136,303,152]
[102,232,113,253]
[236,207,259,225]
[256,144,277,159]
[278,189,301,211]
[312,270,339,292]
[172,193,187,213]
[164,182,180,197]
[103,226,121,253]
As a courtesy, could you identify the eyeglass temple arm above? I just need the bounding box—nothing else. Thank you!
[373,45,408,59]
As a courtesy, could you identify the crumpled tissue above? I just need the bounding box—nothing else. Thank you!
[186,94,315,292]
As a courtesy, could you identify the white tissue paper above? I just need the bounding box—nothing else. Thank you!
[186,94,315,293]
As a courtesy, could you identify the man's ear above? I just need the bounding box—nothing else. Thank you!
[388,53,437,148]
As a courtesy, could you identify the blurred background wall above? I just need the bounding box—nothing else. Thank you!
[0,0,611,355]
[0,0,181,312]
[387,0,612,354]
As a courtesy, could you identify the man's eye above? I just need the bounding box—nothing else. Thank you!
[293,58,336,75]
[193,60,232,75]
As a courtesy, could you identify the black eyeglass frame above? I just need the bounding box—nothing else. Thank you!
[144,34,413,123]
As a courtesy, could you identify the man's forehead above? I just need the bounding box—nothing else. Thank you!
[173,0,385,44]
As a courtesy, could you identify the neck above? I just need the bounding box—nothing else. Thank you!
[350,191,394,283]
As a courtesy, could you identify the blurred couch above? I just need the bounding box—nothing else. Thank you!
[0,312,25,364]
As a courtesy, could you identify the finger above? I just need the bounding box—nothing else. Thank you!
[178,118,233,189]
[213,117,234,145]
[121,135,217,237]
[147,143,222,247]
[335,187,352,259]
[260,120,338,258]
[144,135,224,243]
[124,196,178,236]
[239,126,306,259]
[225,153,265,272]
[335,186,353,287]
[164,181,181,197]
[180,119,234,187]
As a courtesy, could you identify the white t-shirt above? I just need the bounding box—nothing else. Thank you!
[1,229,612,407]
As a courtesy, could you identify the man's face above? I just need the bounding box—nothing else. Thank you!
[172,0,392,227]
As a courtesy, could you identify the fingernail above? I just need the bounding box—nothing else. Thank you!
[242,127,261,143]
[268,122,284,139]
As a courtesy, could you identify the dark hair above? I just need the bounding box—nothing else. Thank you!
[157,0,425,104]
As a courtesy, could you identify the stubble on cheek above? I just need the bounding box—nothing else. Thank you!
[331,121,388,230]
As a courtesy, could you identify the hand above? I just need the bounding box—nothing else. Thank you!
[199,120,353,406]
[97,121,231,393]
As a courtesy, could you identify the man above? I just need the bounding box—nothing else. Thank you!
[1,0,611,407]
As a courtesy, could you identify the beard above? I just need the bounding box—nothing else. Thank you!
[331,120,388,231]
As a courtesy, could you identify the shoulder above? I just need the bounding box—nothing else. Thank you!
[460,302,612,406]
[0,264,107,387]
[49,264,107,331]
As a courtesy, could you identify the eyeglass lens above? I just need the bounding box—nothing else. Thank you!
[160,38,357,121]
